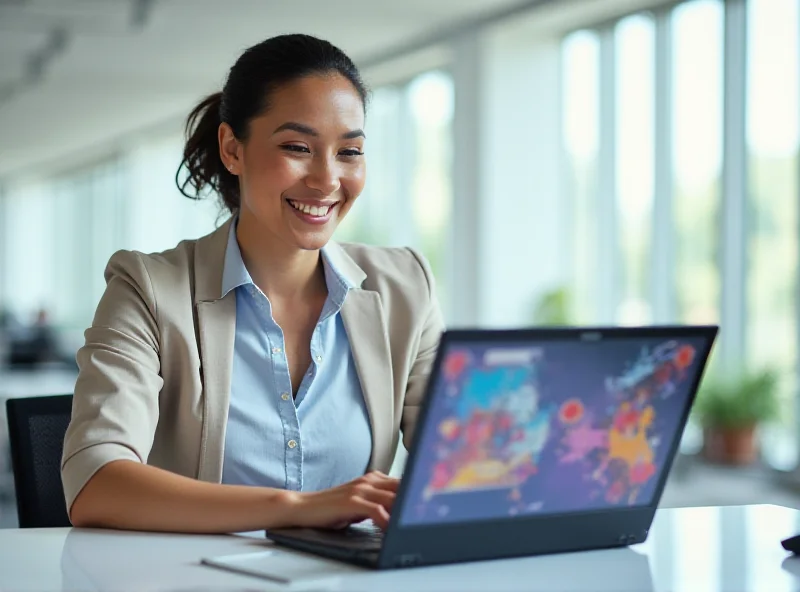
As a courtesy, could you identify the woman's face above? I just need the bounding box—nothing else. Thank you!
[222,74,366,252]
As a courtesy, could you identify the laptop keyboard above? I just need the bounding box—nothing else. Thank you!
[268,522,385,552]
[341,523,384,546]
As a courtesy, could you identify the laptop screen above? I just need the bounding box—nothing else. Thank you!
[398,333,712,527]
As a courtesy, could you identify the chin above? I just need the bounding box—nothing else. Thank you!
[292,232,335,252]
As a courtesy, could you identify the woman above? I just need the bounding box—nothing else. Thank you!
[61,34,444,534]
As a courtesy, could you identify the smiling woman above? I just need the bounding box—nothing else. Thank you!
[60,34,445,535]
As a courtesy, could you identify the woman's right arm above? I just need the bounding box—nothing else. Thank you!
[70,460,399,533]
[70,459,299,532]
[64,250,397,533]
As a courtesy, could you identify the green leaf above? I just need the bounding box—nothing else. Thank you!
[532,287,571,326]
[693,367,781,429]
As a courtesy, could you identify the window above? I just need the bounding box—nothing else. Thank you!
[746,0,800,468]
[615,14,656,325]
[562,31,600,324]
[2,140,222,335]
[335,86,403,246]
[2,181,56,324]
[672,0,724,325]
[51,159,128,330]
[127,133,220,255]
[407,70,454,310]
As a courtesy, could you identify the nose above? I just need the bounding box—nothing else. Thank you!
[305,154,341,196]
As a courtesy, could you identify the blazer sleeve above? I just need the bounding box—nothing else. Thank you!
[400,248,446,450]
[61,250,163,514]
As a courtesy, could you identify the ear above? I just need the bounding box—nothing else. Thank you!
[218,123,242,175]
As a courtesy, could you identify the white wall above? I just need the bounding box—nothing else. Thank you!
[449,24,568,328]
[480,26,567,327]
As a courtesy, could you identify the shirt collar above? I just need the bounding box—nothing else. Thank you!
[221,217,355,303]
[320,246,353,310]
[221,218,252,298]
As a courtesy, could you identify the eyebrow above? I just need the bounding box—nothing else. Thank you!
[272,122,365,140]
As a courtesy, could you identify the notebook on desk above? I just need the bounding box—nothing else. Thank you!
[201,548,360,588]
[266,325,718,570]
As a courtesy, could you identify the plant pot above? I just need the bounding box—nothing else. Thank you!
[702,425,758,465]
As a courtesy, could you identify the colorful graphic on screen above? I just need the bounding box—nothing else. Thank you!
[399,336,709,526]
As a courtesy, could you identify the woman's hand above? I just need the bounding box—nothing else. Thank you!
[288,471,400,530]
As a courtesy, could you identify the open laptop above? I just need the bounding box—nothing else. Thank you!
[266,325,718,569]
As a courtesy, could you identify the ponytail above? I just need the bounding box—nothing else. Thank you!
[175,92,240,213]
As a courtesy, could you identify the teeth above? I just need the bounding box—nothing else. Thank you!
[288,200,333,217]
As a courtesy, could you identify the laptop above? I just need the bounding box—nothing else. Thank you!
[266,325,718,569]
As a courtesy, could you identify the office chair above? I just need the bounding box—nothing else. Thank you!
[5,394,73,528]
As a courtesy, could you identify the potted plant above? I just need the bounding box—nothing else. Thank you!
[532,287,571,326]
[693,368,780,465]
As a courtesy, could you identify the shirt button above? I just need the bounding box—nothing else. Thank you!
[287,440,297,449]
[315,355,323,363]
[281,393,290,401]
[272,347,282,354]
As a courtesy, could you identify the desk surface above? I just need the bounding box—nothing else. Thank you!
[2,504,800,591]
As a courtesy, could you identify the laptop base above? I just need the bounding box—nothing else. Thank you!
[266,527,382,568]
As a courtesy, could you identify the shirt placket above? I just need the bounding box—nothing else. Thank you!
[311,327,324,377]
[249,285,303,492]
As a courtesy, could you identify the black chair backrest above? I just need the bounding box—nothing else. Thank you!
[6,394,73,528]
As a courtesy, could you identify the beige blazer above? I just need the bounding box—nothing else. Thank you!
[61,218,445,512]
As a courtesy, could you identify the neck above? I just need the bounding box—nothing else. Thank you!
[234,215,325,301]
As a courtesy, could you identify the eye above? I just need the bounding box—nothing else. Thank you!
[340,149,364,157]
[281,144,310,153]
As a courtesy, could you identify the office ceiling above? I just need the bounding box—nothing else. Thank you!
[0,0,536,178]
[0,0,663,179]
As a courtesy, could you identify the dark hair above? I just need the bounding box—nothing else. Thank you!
[176,34,369,213]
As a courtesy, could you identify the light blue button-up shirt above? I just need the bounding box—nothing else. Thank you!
[220,221,373,491]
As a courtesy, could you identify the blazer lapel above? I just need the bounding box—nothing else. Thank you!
[195,296,236,482]
[341,290,395,472]
[193,218,237,483]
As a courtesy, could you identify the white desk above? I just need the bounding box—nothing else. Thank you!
[1,504,800,591]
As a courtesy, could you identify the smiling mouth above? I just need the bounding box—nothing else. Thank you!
[286,199,338,217]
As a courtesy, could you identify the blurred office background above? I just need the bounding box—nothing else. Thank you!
[0,0,799,526]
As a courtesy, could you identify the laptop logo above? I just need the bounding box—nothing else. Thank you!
[580,331,603,341]
[484,347,542,366]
